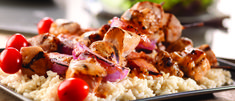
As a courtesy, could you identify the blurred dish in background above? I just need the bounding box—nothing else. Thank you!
[100,0,214,16]
[0,0,65,34]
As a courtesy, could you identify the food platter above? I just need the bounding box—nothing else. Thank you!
[0,56,234,101]
[0,1,233,101]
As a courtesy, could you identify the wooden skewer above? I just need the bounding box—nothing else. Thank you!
[182,22,204,29]
[182,15,230,30]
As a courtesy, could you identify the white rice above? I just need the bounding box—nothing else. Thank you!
[0,68,233,101]
[0,70,62,101]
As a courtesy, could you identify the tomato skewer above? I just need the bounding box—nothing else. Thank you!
[0,48,22,74]
[58,78,89,101]
[37,17,54,34]
[6,33,29,51]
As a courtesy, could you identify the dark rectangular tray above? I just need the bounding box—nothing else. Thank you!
[0,58,235,101]
[137,58,235,101]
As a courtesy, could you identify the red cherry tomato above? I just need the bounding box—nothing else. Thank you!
[58,78,89,101]
[0,48,22,74]
[37,17,54,34]
[6,33,29,51]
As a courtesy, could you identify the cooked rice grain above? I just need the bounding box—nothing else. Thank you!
[0,70,63,101]
[0,68,233,101]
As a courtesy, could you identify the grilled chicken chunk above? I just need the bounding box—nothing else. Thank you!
[103,27,140,58]
[127,51,160,78]
[49,19,83,36]
[66,58,107,92]
[154,50,184,77]
[67,59,107,77]
[121,1,164,35]
[103,27,140,66]
[89,41,119,64]
[79,31,103,47]
[96,24,110,39]
[166,37,193,53]
[161,13,183,42]
[171,48,211,81]
[28,33,60,53]
[128,58,160,77]
[20,46,52,77]
[197,44,218,66]
[71,24,110,47]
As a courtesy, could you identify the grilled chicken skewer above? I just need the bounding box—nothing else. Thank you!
[22,1,219,85]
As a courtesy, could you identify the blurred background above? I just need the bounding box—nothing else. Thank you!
[0,0,234,59]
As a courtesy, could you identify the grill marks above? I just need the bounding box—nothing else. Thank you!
[22,52,45,72]
[112,45,120,64]
[163,14,172,41]
[20,46,52,77]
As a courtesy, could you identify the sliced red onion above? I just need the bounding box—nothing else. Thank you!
[48,52,72,75]
[136,36,156,52]
[109,17,140,34]
[51,61,68,75]
[110,17,126,28]
[103,67,130,82]
[72,43,89,60]
[73,43,130,82]
[58,45,73,55]
[57,34,75,55]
